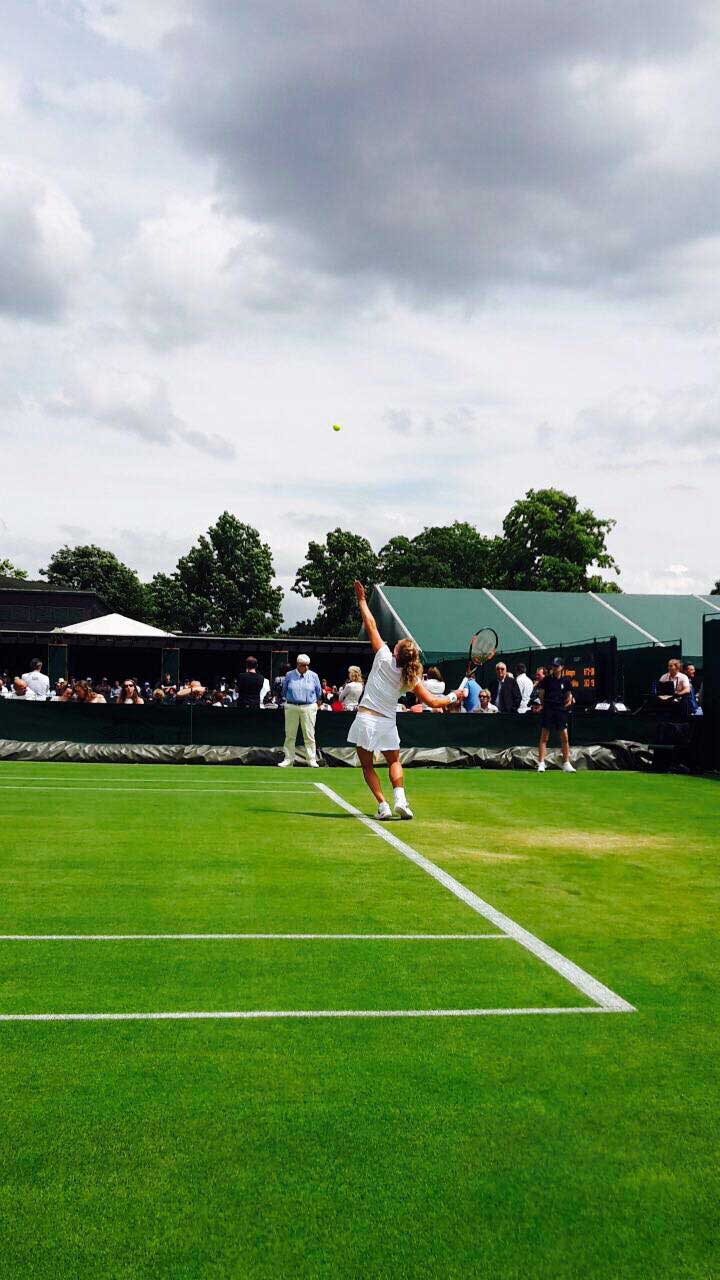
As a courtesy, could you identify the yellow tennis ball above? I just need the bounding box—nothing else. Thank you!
[332,423,342,432]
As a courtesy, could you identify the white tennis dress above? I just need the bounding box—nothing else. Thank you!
[347,643,406,753]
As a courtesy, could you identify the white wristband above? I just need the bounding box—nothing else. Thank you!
[447,692,458,705]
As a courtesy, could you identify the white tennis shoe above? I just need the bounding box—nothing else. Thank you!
[394,800,414,820]
[537,761,546,772]
[309,761,320,768]
[376,801,392,821]
[562,761,576,773]
[277,758,293,768]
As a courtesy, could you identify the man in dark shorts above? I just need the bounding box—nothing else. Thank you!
[537,657,575,773]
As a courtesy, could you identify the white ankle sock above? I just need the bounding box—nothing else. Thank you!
[393,787,406,804]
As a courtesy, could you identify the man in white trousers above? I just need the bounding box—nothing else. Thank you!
[278,653,322,767]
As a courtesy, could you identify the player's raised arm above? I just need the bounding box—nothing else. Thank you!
[354,581,384,653]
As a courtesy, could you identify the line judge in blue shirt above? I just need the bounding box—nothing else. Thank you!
[278,653,323,767]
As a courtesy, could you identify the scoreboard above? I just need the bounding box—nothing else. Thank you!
[551,643,602,705]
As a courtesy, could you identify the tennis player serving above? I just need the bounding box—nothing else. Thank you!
[350,581,466,820]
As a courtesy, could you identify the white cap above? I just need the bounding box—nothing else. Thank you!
[296,653,311,665]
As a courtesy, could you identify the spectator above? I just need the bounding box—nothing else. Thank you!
[8,677,37,700]
[117,679,144,705]
[515,663,534,714]
[462,674,481,713]
[473,688,498,715]
[529,667,546,712]
[151,688,166,704]
[684,663,701,692]
[210,689,228,707]
[489,662,521,712]
[108,679,122,702]
[235,657,265,710]
[272,663,291,708]
[176,680,207,705]
[422,666,445,713]
[536,657,575,772]
[278,653,322,768]
[74,679,106,704]
[338,666,364,710]
[96,677,111,702]
[423,667,445,695]
[319,678,335,711]
[658,658,691,710]
[22,658,50,701]
[683,664,702,715]
[0,676,8,699]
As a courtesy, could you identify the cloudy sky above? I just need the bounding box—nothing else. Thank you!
[2,0,719,621]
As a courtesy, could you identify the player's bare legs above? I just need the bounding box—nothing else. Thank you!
[558,728,570,764]
[384,749,412,819]
[538,727,550,764]
[356,746,386,805]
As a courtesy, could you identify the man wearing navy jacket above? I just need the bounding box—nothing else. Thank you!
[537,657,575,773]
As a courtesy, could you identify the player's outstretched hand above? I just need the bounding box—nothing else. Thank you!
[354,580,366,604]
[453,687,467,701]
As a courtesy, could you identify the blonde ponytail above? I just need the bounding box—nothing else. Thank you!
[395,638,423,691]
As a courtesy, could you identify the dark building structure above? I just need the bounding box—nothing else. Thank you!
[0,577,106,629]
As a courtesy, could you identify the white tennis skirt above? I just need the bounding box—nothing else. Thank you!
[347,709,400,753]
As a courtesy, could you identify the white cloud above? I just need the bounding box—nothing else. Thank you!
[46,365,234,457]
[46,0,189,52]
[119,196,336,345]
[0,162,92,318]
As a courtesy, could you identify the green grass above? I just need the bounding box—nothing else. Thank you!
[0,761,717,1278]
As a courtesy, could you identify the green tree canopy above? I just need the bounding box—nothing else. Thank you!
[292,528,379,636]
[496,489,620,592]
[377,522,500,589]
[40,545,151,618]
[712,580,719,595]
[149,512,283,635]
[0,558,28,580]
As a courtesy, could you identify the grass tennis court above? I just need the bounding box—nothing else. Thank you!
[1,762,717,1277]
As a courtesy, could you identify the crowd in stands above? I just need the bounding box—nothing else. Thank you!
[0,655,704,714]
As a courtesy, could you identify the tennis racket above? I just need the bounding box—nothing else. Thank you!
[458,626,499,691]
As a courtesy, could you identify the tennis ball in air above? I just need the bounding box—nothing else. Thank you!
[332,423,342,432]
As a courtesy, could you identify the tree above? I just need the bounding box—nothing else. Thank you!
[712,580,719,595]
[377,522,500,589]
[495,489,620,592]
[149,512,283,634]
[40,544,151,618]
[292,528,379,636]
[0,558,28,580]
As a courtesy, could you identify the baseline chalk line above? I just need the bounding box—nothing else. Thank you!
[0,932,508,942]
[0,1006,615,1023]
[314,783,635,1014]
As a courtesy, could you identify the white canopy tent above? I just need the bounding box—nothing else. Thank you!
[53,613,174,638]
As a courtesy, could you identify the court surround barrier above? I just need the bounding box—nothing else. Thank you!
[0,701,661,770]
[703,615,720,772]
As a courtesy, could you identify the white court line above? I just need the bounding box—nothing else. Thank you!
[0,933,508,941]
[315,783,635,1014]
[0,1006,613,1023]
[0,778,311,788]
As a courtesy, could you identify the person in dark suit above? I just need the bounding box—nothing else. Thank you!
[489,662,521,712]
